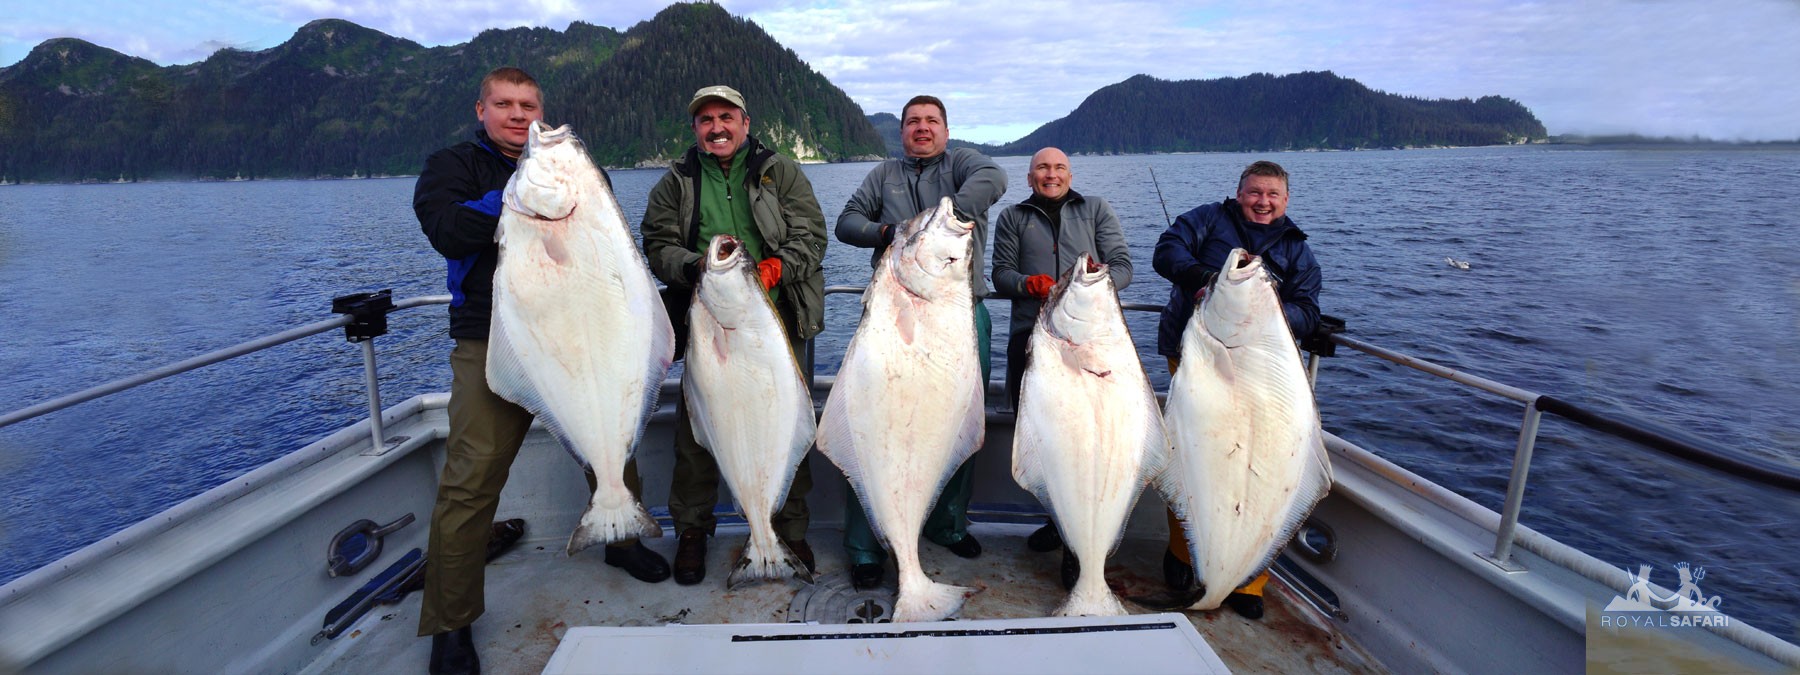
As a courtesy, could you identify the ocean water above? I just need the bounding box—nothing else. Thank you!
[0,145,1795,634]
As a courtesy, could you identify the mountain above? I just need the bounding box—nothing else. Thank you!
[999,72,1546,154]
[0,3,886,182]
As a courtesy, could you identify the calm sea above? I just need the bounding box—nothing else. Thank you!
[1,146,1795,633]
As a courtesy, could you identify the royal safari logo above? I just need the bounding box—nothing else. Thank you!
[1599,562,1730,628]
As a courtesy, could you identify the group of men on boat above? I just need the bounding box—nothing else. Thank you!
[415,66,1323,674]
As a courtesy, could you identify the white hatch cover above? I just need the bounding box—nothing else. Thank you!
[542,612,1230,674]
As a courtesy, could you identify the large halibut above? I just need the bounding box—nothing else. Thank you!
[1160,248,1331,611]
[816,197,984,622]
[487,121,672,554]
[685,234,815,587]
[1013,254,1167,617]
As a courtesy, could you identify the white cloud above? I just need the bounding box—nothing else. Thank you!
[4,0,1796,141]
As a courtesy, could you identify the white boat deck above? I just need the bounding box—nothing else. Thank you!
[304,523,1386,674]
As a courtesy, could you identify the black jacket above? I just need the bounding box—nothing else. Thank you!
[415,131,516,339]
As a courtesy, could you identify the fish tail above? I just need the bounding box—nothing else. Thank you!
[1187,581,1230,611]
[726,525,811,588]
[1054,579,1128,618]
[892,573,974,622]
[566,500,662,555]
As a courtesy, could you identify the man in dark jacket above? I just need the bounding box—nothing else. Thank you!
[835,94,1007,589]
[640,85,829,586]
[414,67,668,675]
[991,147,1132,577]
[1151,160,1322,620]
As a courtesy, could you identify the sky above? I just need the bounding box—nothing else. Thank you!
[4,0,1798,144]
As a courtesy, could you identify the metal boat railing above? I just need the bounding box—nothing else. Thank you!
[5,289,1797,573]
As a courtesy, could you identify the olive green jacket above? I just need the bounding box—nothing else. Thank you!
[642,136,827,341]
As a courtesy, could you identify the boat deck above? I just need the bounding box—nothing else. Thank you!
[304,521,1385,674]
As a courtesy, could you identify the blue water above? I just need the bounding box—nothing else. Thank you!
[1,146,1795,634]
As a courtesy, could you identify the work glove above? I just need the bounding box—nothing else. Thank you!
[684,259,703,286]
[758,258,782,290]
[878,223,896,245]
[1025,274,1055,299]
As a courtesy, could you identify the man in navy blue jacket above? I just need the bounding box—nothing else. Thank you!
[1151,160,1321,620]
[414,66,667,675]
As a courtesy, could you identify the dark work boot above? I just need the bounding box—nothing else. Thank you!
[1225,592,1265,620]
[604,541,671,583]
[851,562,884,590]
[672,528,708,585]
[429,625,479,675]
[943,533,982,559]
[1162,549,1194,592]
[1027,521,1062,552]
[1060,546,1079,591]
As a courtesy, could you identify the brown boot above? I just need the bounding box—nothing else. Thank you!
[673,528,707,585]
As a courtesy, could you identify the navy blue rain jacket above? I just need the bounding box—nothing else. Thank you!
[1152,199,1322,359]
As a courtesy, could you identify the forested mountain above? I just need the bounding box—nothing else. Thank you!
[999,72,1546,154]
[0,3,886,182]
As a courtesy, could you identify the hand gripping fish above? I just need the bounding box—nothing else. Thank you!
[486,121,673,554]
[816,197,984,622]
[686,234,815,587]
[1159,248,1331,611]
[1013,254,1168,616]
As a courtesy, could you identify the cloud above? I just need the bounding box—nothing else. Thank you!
[4,0,1796,142]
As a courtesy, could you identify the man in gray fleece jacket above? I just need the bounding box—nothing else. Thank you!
[835,94,1008,590]
[990,147,1133,577]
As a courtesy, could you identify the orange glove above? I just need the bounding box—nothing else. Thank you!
[758,257,782,290]
[1025,274,1055,299]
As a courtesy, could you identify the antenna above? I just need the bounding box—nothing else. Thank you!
[1149,166,1173,227]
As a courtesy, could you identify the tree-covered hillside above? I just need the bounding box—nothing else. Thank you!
[0,3,886,182]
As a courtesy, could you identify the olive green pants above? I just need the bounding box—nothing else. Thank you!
[842,302,991,566]
[667,334,814,542]
[418,339,646,636]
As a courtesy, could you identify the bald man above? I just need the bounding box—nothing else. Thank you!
[989,147,1133,581]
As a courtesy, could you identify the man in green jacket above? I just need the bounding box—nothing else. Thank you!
[991,147,1133,586]
[641,85,829,585]
[835,94,1008,589]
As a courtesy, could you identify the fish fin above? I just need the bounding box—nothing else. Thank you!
[893,579,975,622]
[1009,367,1056,522]
[486,306,586,469]
[566,500,662,554]
[726,537,812,589]
[1055,579,1128,618]
[632,273,676,454]
[814,377,887,543]
[894,296,917,345]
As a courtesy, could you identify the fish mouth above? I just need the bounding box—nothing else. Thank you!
[1077,255,1108,284]
[707,234,744,269]
[1223,249,1263,282]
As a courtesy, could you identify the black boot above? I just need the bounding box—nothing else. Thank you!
[429,625,479,675]
[1060,547,1079,591]
[672,528,707,586]
[943,533,982,559]
[1225,592,1265,620]
[604,541,671,583]
[1027,521,1062,553]
[1162,549,1194,591]
[851,562,884,590]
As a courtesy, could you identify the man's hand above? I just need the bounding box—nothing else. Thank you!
[1025,274,1055,299]
[878,224,896,245]
[758,258,782,290]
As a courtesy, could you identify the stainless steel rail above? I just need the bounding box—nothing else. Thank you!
[8,287,1795,574]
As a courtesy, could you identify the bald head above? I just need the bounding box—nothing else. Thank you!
[1028,147,1072,201]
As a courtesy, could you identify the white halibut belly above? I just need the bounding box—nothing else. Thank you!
[1165,313,1330,611]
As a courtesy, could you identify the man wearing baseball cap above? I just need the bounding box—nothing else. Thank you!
[640,85,829,586]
